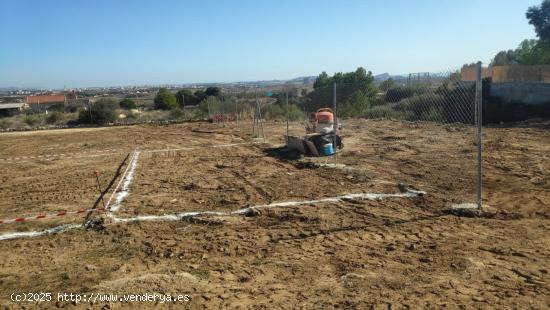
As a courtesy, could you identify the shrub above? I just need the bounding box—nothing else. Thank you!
[263,103,304,121]
[190,105,208,119]
[385,85,428,103]
[176,89,197,107]
[125,111,137,120]
[287,104,305,121]
[0,118,13,129]
[264,104,284,120]
[394,94,445,122]
[46,112,64,124]
[24,115,41,126]
[379,78,395,91]
[119,98,137,109]
[65,104,79,113]
[335,89,373,117]
[154,88,177,110]
[78,99,118,125]
[48,103,65,112]
[205,87,222,97]
[198,100,210,114]
[170,107,185,119]
[338,102,363,117]
[363,105,414,120]
[385,86,414,103]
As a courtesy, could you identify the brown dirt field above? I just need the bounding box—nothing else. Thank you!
[0,119,548,309]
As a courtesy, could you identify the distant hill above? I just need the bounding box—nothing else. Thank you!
[0,87,24,92]
[374,73,391,81]
[286,76,317,84]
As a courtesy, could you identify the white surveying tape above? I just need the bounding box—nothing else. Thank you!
[113,211,228,223]
[0,189,425,241]
[0,224,81,241]
[107,151,140,212]
[110,189,426,223]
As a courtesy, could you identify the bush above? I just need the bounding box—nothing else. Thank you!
[385,86,414,103]
[263,103,304,121]
[176,89,197,107]
[78,99,118,125]
[338,102,363,117]
[170,107,185,119]
[125,111,137,120]
[264,104,284,120]
[154,88,177,110]
[205,87,222,97]
[0,118,13,129]
[287,104,305,121]
[46,112,64,124]
[394,94,445,122]
[363,105,414,120]
[198,100,210,115]
[65,104,79,113]
[24,115,41,126]
[119,98,137,109]
[379,78,395,91]
[42,103,65,112]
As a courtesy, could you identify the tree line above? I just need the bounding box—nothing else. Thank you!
[154,87,222,110]
[492,0,550,66]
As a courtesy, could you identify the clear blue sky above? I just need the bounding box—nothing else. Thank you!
[0,0,541,88]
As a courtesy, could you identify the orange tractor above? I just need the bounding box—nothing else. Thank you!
[306,108,337,134]
[286,108,342,157]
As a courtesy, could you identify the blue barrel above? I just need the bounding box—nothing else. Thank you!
[322,143,335,156]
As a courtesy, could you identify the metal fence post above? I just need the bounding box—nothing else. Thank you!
[476,61,483,209]
[333,82,337,165]
[235,92,239,126]
[252,89,258,138]
[286,91,289,144]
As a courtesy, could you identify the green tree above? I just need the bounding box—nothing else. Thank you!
[176,89,197,107]
[379,78,395,91]
[307,67,377,115]
[119,98,137,109]
[385,86,416,103]
[154,88,177,110]
[492,1,550,65]
[516,39,550,64]
[527,0,550,42]
[313,72,330,89]
[492,39,550,65]
[78,99,118,125]
[492,49,520,66]
[205,87,222,97]
[348,90,371,111]
[194,90,207,103]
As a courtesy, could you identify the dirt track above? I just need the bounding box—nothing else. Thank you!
[0,120,548,308]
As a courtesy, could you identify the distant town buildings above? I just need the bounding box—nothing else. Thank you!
[25,92,78,111]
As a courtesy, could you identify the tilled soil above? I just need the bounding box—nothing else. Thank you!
[0,119,548,309]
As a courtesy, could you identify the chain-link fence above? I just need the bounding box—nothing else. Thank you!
[204,89,255,126]
[206,94,237,124]
[162,67,484,208]
[277,65,483,208]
